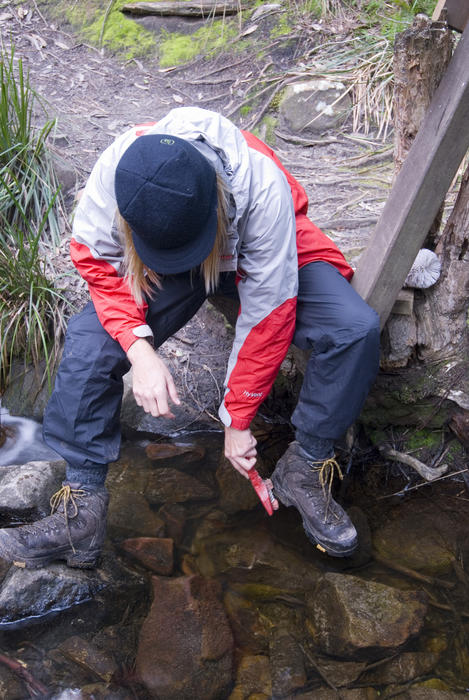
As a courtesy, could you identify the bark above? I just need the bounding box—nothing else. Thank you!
[414,160,469,363]
[393,14,453,176]
[393,14,453,250]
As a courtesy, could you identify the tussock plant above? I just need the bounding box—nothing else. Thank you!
[0,43,69,390]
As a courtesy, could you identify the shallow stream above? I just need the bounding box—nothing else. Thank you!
[0,412,469,698]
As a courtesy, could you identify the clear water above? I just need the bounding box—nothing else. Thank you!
[0,405,60,466]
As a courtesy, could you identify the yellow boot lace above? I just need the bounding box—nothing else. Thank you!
[49,485,86,553]
[309,456,344,521]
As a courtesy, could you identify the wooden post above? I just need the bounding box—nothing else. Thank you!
[351,21,469,327]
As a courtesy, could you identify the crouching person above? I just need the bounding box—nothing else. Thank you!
[0,107,380,568]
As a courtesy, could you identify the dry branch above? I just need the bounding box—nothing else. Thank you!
[122,1,241,17]
[379,446,448,481]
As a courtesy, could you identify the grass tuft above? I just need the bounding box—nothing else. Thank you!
[0,42,71,390]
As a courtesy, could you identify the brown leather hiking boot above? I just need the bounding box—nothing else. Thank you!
[271,442,357,557]
[0,483,109,569]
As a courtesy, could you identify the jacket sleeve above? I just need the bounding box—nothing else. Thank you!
[70,130,153,353]
[218,151,298,430]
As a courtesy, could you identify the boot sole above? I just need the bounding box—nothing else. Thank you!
[0,541,101,570]
[273,487,357,558]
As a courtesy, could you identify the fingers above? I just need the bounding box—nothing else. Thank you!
[228,456,256,479]
[133,375,178,418]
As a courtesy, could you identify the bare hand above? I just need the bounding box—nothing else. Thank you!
[224,426,257,478]
[127,339,180,418]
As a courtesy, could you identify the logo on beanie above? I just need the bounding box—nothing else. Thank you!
[160,138,175,146]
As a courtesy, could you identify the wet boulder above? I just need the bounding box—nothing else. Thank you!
[306,573,427,660]
[0,551,145,630]
[0,460,65,522]
[136,574,234,699]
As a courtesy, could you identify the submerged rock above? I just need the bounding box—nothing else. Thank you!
[361,651,439,685]
[373,498,469,576]
[145,441,206,462]
[390,689,467,699]
[119,536,174,575]
[0,665,24,700]
[56,635,118,683]
[145,466,216,503]
[296,690,378,699]
[306,573,427,659]
[215,453,261,514]
[310,656,367,688]
[192,525,322,590]
[269,632,307,697]
[136,574,234,699]
[228,654,271,699]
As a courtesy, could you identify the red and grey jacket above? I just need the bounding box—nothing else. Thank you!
[71,107,352,430]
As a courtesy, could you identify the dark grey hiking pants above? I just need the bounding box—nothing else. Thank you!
[43,262,380,485]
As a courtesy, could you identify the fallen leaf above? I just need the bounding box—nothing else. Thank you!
[0,12,13,21]
[172,94,184,103]
[241,24,258,36]
[54,40,70,50]
[25,33,47,50]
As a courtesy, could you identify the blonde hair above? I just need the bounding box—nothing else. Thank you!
[120,172,230,305]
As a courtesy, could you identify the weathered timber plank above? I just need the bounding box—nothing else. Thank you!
[351,22,469,327]
[122,1,240,16]
[433,0,469,32]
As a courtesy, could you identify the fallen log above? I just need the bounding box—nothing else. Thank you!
[122,1,241,17]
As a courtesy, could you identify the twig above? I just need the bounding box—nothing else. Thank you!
[0,653,49,696]
[274,130,339,146]
[424,593,469,619]
[32,0,48,24]
[185,56,251,82]
[379,446,448,481]
[246,82,286,130]
[198,91,233,104]
[373,552,455,590]
[377,468,469,499]
[299,644,341,695]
